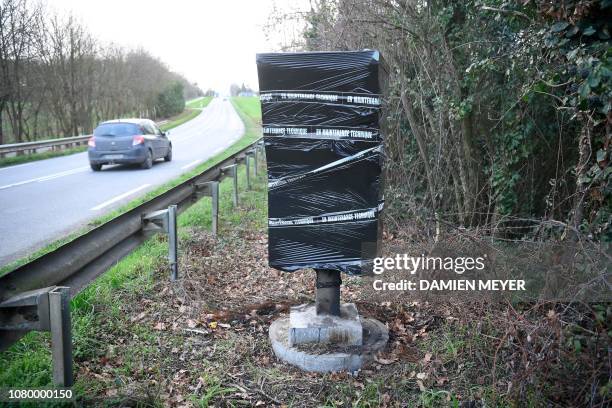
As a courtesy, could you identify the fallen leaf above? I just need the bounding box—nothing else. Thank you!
[131,312,146,322]
[154,322,166,331]
[436,377,448,385]
[375,355,398,365]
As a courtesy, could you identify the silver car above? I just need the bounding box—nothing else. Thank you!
[87,118,172,171]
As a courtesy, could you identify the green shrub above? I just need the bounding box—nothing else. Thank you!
[156,81,185,118]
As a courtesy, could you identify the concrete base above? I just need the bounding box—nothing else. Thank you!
[289,303,362,346]
[269,314,388,373]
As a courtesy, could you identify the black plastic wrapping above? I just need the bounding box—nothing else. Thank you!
[256,50,386,275]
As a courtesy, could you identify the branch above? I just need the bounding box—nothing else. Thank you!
[481,6,532,22]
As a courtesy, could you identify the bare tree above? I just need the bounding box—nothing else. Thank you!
[0,0,43,143]
[0,0,202,143]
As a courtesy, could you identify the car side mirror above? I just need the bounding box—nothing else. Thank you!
[162,131,168,137]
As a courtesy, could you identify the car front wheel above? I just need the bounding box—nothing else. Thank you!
[90,163,102,171]
[141,149,153,169]
[164,144,172,162]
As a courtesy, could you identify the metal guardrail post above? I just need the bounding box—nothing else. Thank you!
[211,182,219,236]
[252,149,258,177]
[168,205,178,281]
[195,181,220,236]
[143,205,178,280]
[245,155,251,190]
[0,286,73,386]
[245,154,252,190]
[232,168,239,206]
[49,287,73,386]
[221,164,239,207]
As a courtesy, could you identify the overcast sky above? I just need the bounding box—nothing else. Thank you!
[47,0,304,94]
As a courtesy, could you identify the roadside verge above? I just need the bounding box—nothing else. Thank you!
[0,96,265,397]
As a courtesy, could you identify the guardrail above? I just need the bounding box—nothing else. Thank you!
[0,135,91,158]
[0,138,265,385]
[0,120,173,158]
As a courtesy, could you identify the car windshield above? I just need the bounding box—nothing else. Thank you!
[94,123,141,137]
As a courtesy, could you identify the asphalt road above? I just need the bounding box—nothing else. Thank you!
[0,98,244,267]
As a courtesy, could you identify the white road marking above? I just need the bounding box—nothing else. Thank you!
[0,166,89,190]
[90,184,151,211]
[181,159,203,170]
[37,167,89,182]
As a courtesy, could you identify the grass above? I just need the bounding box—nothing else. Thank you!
[232,96,261,119]
[186,96,213,109]
[189,375,236,408]
[0,97,264,400]
[159,108,201,132]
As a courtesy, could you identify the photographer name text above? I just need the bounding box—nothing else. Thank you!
[373,279,525,291]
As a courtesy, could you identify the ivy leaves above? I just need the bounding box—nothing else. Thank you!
[543,1,611,117]
[550,21,570,33]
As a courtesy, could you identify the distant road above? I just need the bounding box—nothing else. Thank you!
[0,98,244,267]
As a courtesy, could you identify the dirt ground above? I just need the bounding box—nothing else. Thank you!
[75,215,610,407]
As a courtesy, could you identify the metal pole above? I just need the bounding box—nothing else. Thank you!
[168,205,178,281]
[49,287,73,387]
[315,269,341,316]
[210,181,219,236]
[232,166,238,207]
[245,156,251,190]
[253,149,258,177]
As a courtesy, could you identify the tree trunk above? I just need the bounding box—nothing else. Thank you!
[449,119,472,224]
[461,112,480,225]
[0,105,4,145]
[400,88,437,211]
[570,113,593,240]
